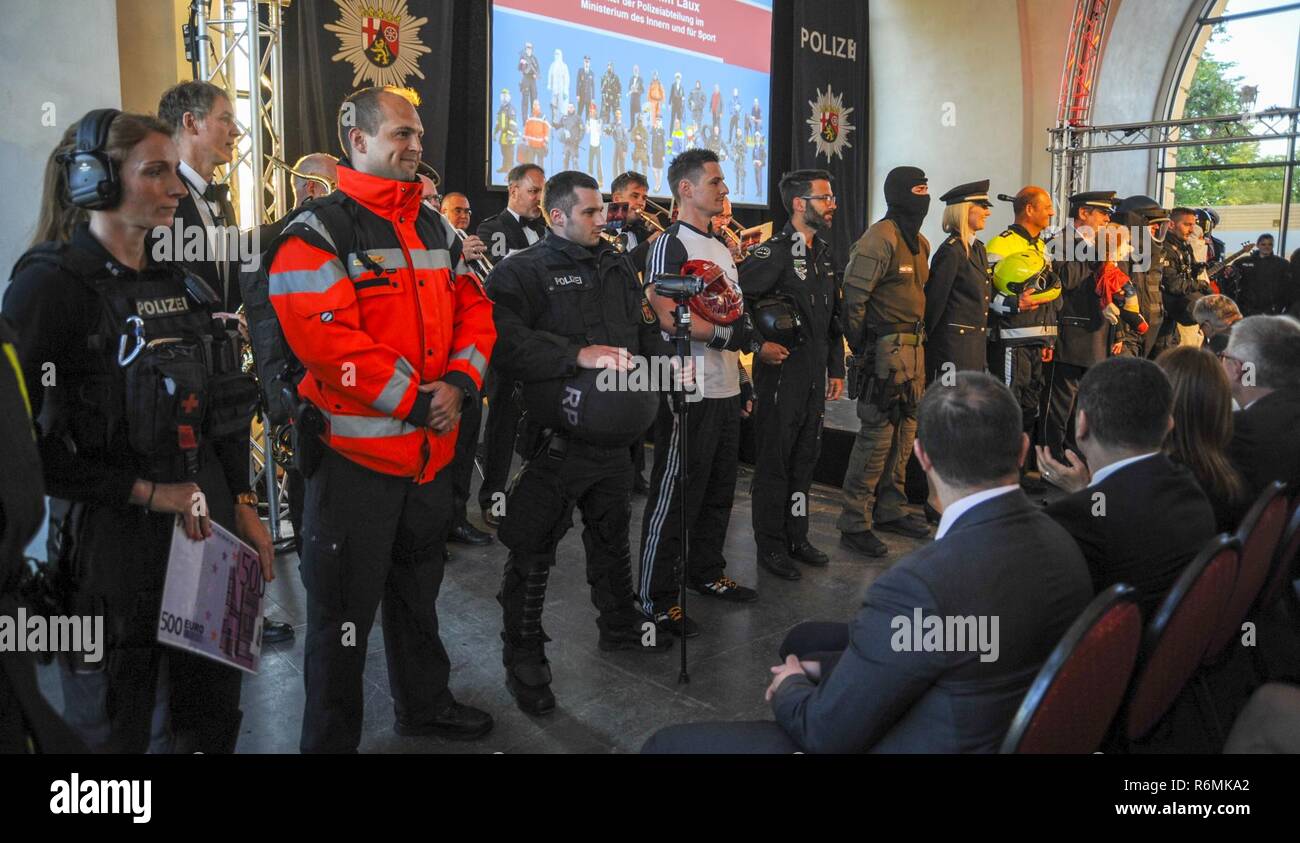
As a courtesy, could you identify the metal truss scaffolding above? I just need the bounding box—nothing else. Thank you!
[191,1,294,547]
[1050,0,1111,213]
[192,0,289,227]
[1049,107,1300,208]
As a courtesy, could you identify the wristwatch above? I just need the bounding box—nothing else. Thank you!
[235,491,259,507]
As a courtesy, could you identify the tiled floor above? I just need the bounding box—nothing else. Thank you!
[36,441,934,754]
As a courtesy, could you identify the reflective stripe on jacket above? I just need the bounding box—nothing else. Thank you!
[269,164,495,482]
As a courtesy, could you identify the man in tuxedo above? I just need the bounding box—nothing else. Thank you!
[477,164,546,262]
[475,164,547,527]
[1038,356,1216,618]
[1223,315,1300,498]
[158,81,244,313]
[643,373,1093,753]
[164,81,298,643]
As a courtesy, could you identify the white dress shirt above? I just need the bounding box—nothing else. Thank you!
[934,484,1019,540]
[1088,452,1158,488]
[178,160,224,225]
[507,207,541,245]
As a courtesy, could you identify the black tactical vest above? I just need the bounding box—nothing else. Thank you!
[14,242,256,482]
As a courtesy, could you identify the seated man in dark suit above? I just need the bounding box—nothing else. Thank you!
[1038,356,1216,618]
[1221,315,1300,498]
[642,373,1093,753]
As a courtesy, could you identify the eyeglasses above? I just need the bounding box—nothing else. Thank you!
[801,194,837,205]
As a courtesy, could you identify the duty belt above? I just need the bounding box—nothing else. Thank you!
[867,320,925,345]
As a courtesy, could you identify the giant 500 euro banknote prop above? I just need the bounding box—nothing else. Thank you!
[159,520,265,674]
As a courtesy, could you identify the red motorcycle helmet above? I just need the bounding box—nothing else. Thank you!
[683,259,743,325]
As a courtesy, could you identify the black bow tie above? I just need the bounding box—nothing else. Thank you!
[203,183,230,204]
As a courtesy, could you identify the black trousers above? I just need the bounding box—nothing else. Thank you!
[478,370,522,517]
[1044,361,1086,458]
[449,394,484,524]
[56,453,243,754]
[640,621,847,754]
[496,435,642,653]
[750,374,824,556]
[286,464,305,555]
[631,433,647,478]
[638,394,740,615]
[0,644,87,753]
[299,447,454,753]
[990,342,1046,438]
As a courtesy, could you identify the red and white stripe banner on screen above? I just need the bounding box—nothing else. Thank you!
[494,0,772,73]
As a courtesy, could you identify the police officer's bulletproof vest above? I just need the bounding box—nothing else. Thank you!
[13,242,255,481]
[536,240,644,351]
[865,219,927,331]
[517,239,649,439]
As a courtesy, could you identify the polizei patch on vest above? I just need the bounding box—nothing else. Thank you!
[547,274,587,291]
[134,296,191,318]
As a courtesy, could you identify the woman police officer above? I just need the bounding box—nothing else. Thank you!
[923,180,996,381]
[2,109,272,753]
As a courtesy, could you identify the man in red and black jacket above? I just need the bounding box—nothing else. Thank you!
[268,87,496,753]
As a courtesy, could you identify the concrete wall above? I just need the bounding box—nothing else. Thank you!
[866,0,1075,247]
[116,0,192,114]
[0,0,122,286]
[1088,0,1204,197]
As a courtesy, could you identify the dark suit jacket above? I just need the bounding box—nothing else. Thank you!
[1229,387,1300,499]
[1046,453,1215,618]
[171,191,241,312]
[475,209,546,262]
[771,490,1093,753]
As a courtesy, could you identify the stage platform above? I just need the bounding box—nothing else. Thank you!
[34,440,931,754]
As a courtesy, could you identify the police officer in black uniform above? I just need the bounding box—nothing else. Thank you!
[486,170,672,716]
[1114,196,1169,358]
[1155,207,1207,352]
[1237,234,1294,316]
[739,169,844,577]
[2,110,270,753]
[1043,190,1116,459]
[924,180,994,380]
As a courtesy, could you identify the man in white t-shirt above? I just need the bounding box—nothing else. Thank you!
[638,149,786,637]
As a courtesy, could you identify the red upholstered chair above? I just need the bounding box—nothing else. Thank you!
[1252,492,1300,618]
[1121,535,1238,743]
[1241,492,1300,686]
[1001,584,1142,754]
[1203,481,1288,665]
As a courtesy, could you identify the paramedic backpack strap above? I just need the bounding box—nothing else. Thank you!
[241,194,356,425]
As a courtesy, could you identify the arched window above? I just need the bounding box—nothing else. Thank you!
[1161,0,1299,257]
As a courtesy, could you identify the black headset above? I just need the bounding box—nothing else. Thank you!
[63,108,122,210]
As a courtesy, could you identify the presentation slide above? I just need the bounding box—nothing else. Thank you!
[489,0,773,205]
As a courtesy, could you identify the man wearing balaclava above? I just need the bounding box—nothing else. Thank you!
[836,166,934,559]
